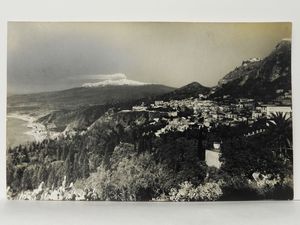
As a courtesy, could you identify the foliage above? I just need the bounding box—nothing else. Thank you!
[7,177,99,201]
[267,112,293,153]
[75,143,172,201]
[6,99,293,201]
[220,129,292,178]
[160,181,223,201]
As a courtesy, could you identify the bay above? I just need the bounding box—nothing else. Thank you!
[6,117,35,148]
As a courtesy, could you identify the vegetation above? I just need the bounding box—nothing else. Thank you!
[7,108,293,201]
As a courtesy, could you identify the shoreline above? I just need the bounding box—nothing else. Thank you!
[7,113,48,144]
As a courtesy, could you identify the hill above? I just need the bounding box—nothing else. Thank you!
[7,84,175,111]
[212,40,291,101]
[7,84,174,132]
[36,105,113,132]
[159,82,210,101]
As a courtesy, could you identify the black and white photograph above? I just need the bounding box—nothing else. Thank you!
[6,22,293,201]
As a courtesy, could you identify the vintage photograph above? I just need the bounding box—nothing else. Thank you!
[6,22,292,201]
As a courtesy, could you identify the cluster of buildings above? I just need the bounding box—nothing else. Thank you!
[129,94,292,135]
[127,93,292,169]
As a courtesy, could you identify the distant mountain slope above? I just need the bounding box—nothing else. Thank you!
[212,40,291,101]
[36,105,112,132]
[159,82,210,101]
[8,84,175,110]
[82,78,147,87]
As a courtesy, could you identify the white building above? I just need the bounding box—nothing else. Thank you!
[168,111,178,117]
[154,101,164,106]
[266,106,292,119]
[132,106,147,111]
[205,142,222,169]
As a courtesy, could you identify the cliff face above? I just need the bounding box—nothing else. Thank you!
[218,58,262,87]
[37,105,111,132]
[213,40,291,101]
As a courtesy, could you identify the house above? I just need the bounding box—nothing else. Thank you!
[168,111,178,117]
[154,101,164,106]
[132,106,147,111]
[205,142,222,169]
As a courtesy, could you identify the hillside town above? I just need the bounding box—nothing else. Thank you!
[127,92,292,169]
[130,92,292,135]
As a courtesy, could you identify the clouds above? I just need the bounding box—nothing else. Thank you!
[77,73,127,81]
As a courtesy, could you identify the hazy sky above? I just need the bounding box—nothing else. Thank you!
[7,22,291,94]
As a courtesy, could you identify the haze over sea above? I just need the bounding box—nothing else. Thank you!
[6,117,34,148]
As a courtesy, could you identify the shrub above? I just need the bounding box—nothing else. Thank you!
[75,143,172,201]
[162,181,223,201]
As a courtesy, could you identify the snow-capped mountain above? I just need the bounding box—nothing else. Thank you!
[82,73,148,87]
[82,78,147,87]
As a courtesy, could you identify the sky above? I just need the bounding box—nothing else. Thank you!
[7,22,291,94]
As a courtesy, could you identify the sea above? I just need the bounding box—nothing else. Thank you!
[6,116,35,148]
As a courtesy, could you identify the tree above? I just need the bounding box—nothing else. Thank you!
[267,112,292,157]
[79,150,90,178]
[64,154,73,182]
[77,143,172,201]
[21,168,33,190]
[154,136,207,185]
[37,164,48,183]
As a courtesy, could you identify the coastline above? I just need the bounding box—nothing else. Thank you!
[7,113,48,144]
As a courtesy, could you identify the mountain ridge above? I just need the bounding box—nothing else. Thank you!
[8,84,175,110]
[158,81,210,101]
[212,40,291,101]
